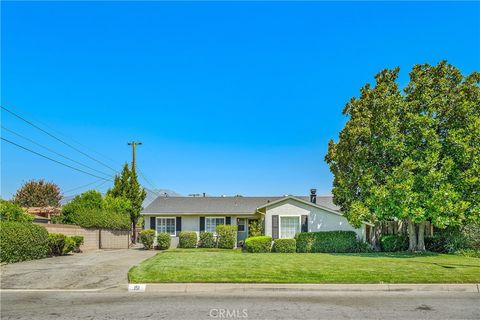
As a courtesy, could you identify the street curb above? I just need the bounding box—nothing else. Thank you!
[132,283,480,293]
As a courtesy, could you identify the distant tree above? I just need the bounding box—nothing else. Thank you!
[107,163,146,243]
[14,180,62,207]
[326,61,480,251]
[0,199,33,222]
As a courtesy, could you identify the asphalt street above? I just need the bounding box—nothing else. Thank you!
[1,290,479,320]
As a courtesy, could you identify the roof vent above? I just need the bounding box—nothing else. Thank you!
[310,188,317,204]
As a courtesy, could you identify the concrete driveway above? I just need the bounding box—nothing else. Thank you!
[0,249,156,290]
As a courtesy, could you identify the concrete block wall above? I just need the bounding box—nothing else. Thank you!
[37,223,129,251]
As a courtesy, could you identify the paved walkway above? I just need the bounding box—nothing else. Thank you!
[0,249,156,290]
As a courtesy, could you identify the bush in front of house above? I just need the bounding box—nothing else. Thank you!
[380,235,409,252]
[48,233,67,256]
[63,236,75,255]
[216,225,237,249]
[273,238,296,253]
[0,221,49,263]
[179,231,197,248]
[70,236,84,253]
[198,231,216,248]
[245,236,273,253]
[139,229,155,250]
[425,224,480,256]
[156,232,171,250]
[295,231,359,253]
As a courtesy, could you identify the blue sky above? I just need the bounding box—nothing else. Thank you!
[1,1,479,199]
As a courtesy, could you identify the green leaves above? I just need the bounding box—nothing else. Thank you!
[326,61,480,228]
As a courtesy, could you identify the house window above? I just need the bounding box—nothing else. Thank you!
[280,216,300,239]
[237,218,246,232]
[205,217,225,234]
[156,218,176,236]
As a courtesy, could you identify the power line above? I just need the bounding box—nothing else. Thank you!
[137,168,161,197]
[1,105,118,173]
[1,137,112,181]
[1,125,113,179]
[63,178,108,194]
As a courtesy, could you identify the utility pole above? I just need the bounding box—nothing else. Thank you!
[127,141,142,175]
[127,141,142,244]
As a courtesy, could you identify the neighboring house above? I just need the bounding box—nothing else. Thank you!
[142,189,370,247]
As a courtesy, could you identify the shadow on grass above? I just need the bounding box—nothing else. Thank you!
[331,251,440,258]
[331,252,480,269]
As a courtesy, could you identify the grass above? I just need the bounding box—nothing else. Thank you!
[128,249,480,284]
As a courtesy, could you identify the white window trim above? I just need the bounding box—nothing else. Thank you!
[205,216,226,234]
[156,217,177,237]
[278,215,301,239]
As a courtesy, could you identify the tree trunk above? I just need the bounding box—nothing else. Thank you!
[408,219,417,251]
[131,222,136,244]
[416,221,426,251]
[371,222,382,251]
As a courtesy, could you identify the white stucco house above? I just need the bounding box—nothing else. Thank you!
[142,189,371,247]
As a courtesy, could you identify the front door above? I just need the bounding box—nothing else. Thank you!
[237,218,248,243]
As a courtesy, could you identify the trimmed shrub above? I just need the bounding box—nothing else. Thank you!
[295,231,358,253]
[216,225,237,249]
[63,237,75,255]
[198,231,216,248]
[0,221,49,263]
[156,232,171,250]
[273,238,296,253]
[245,236,272,253]
[70,236,84,253]
[380,235,408,252]
[139,229,155,250]
[179,231,197,248]
[48,233,67,256]
[352,240,374,253]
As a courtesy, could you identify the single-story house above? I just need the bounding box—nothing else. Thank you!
[142,189,371,247]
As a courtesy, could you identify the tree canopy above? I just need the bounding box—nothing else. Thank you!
[107,163,146,242]
[325,61,479,251]
[14,179,62,207]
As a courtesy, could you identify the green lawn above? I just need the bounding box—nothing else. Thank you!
[128,249,480,284]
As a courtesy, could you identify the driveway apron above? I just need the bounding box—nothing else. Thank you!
[0,249,156,289]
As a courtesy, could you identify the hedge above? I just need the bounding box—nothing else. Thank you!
[48,233,67,256]
[295,231,358,253]
[245,236,272,253]
[273,238,296,253]
[179,231,197,248]
[380,235,408,252]
[198,231,216,248]
[0,221,49,263]
[139,229,155,250]
[60,191,131,230]
[216,225,237,249]
[156,232,171,250]
[70,236,84,253]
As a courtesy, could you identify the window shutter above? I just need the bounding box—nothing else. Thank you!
[150,217,156,231]
[225,217,231,225]
[176,217,182,233]
[200,217,205,232]
[272,215,279,239]
[301,215,308,232]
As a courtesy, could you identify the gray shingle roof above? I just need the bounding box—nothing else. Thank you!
[141,195,339,214]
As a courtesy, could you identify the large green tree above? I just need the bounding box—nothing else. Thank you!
[14,179,62,207]
[107,163,146,243]
[326,61,479,251]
